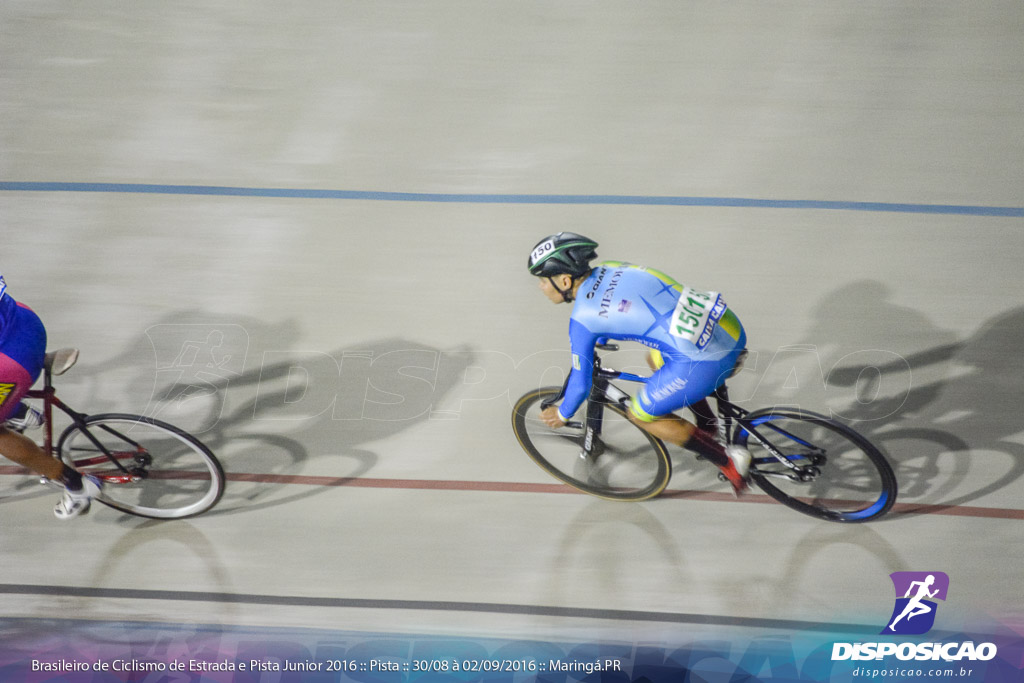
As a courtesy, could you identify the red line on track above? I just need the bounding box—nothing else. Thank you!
[224,472,1024,520]
[227,471,576,495]
[4,466,1022,520]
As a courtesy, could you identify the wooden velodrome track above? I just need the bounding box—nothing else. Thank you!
[2,2,1022,679]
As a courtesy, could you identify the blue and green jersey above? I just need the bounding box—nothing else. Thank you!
[558,261,745,421]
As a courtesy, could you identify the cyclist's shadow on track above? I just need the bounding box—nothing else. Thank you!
[801,282,1024,515]
[67,310,474,517]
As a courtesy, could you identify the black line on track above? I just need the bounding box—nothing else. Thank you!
[0,583,879,635]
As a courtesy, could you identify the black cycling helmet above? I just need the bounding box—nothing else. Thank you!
[527,232,599,278]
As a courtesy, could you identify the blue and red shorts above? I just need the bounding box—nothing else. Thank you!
[0,302,47,422]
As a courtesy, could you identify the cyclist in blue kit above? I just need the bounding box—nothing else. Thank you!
[0,272,101,518]
[528,232,752,494]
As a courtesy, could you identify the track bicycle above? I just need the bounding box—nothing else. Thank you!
[511,344,897,522]
[10,348,225,519]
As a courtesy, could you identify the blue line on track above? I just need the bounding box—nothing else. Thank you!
[2,181,1023,217]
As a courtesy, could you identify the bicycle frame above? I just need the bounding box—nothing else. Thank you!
[541,345,817,478]
[23,363,80,463]
[9,349,227,519]
[24,365,143,480]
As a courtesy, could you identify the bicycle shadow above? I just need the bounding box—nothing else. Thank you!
[541,498,690,611]
[758,282,1024,517]
[765,523,907,625]
[84,519,238,614]
[0,469,53,504]
[63,310,474,517]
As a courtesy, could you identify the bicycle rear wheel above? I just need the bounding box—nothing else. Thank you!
[512,387,671,501]
[736,408,897,522]
[57,413,225,519]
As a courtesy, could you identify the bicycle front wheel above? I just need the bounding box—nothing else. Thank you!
[58,413,225,519]
[512,387,671,501]
[736,408,897,522]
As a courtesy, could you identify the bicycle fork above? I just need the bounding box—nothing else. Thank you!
[581,364,634,461]
[581,380,609,460]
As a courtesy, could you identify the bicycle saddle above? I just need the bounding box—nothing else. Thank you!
[45,348,80,376]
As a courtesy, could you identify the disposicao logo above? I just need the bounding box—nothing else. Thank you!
[883,571,949,635]
[831,571,998,663]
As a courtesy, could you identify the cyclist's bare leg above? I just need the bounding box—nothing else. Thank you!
[626,410,748,493]
[626,411,698,449]
[626,411,731,466]
[1,426,96,519]
[0,426,63,480]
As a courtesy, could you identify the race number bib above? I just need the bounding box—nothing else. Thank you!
[669,286,727,350]
[529,239,555,268]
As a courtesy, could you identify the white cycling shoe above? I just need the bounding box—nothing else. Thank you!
[726,445,752,478]
[721,445,752,495]
[54,474,102,520]
[3,404,44,432]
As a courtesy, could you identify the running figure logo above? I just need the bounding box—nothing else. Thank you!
[882,571,950,635]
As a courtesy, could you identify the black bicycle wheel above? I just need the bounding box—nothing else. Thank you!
[735,408,897,522]
[512,387,671,501]
[57,413,225,519]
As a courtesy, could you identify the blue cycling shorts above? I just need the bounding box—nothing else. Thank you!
[629,330,746,422]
